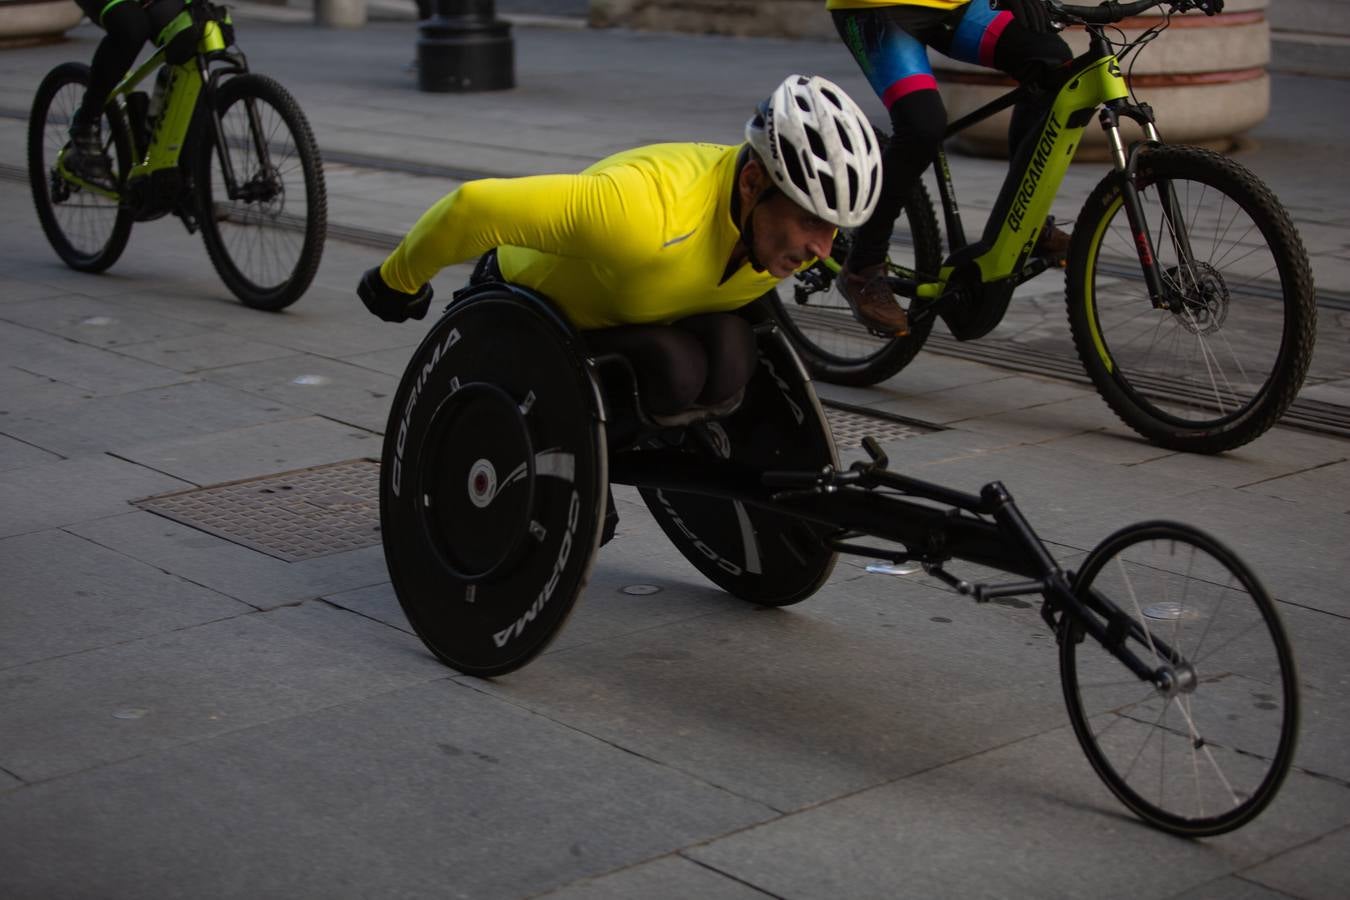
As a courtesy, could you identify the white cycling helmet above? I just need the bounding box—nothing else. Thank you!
[745,74,883,229]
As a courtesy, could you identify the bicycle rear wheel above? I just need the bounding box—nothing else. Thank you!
[774,179,943,386]
[28,63,134,273]
[195,73,326,310]
[1067,146,1315,453]
[1059,521,1298,837]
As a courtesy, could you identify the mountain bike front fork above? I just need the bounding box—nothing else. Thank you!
[1098,100,1194,308]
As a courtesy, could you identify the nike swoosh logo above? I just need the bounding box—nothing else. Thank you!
[662,229,696,249]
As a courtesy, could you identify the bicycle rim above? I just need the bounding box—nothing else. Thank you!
[29,66,132,271]
[198,74,326,310]
[1060,521,1298,836]
[1071,148,1314,451]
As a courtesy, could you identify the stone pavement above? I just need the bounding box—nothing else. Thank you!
[1,12,1348,899]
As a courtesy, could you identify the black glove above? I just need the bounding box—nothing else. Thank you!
[997,0,1051,33]
[358,266,432,323]
[1198,0,1224,14]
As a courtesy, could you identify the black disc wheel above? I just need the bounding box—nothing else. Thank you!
[637,328,839,606]
[196,73,326,310]
[1059,521,1298,837]
[773,179,943,386]
[28,63,134,273]
[1067,146,1315,453]
[380,287,607,676]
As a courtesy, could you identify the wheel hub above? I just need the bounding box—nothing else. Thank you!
[1162,261,1229,335]
[419,382,536,582]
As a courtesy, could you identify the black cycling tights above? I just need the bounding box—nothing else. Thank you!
[585,312,757,416]
[835,6,1073,270]
[75,0,152,127]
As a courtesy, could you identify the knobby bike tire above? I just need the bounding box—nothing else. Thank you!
[195,73,327,311]
[28,63,135,273]
[1066,145,1315,453]
[1059,520,1298,837]
[774,179,944,386]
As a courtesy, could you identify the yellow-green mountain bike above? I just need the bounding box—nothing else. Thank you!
[28,0,326,310]
[781,0,1315,454]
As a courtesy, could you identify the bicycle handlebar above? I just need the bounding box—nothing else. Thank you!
[1041,0,1200,26]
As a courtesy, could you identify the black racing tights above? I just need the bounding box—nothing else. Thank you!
[585,312,757,416]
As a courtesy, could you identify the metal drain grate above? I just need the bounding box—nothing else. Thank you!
[822,402,939,448]
[137,459,381,562]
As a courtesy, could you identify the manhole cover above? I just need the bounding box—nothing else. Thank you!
[822,403,938,448]
[136,459,381,562]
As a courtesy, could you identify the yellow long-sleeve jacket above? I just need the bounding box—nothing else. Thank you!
[378,142,784,330]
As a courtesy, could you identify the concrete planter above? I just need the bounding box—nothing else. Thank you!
[0,0,83,48]
[935,0,1270,158]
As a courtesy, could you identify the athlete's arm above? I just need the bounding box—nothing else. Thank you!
[379,168,656,295]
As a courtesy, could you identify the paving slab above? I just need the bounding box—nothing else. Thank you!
[538,854,771,900]
[0,432,59,471]
[71,510,387,611]
[472,579,1072,814]
[0,605,443,783]
[1,380,309,459]
[1242,826,1350,900]
[686,729,1350,900]
[0,679,776,900]
[0,453,190,538]
[202,353,401,433]
[107,414,381,485]
[0,528,248,670]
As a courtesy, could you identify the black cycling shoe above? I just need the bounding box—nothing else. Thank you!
[358,266,433,322]
[65,116,111,186]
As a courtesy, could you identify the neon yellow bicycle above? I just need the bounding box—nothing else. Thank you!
[781,0,1316,454]
[28,0,326,310]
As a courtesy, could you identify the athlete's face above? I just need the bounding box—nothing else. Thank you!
[738,160,836,278]
[753,193,837,278]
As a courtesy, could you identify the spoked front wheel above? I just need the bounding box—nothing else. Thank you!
[1059,521,1298,837]
[774,179,943,386]
[27,63,134,272]
[196,73,327,310]
[1067,146,1316,453]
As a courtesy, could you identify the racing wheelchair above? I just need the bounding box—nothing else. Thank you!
[379,277,1298,838]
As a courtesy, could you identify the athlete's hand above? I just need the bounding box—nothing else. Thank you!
[996,0,1051,33]
[358,266,433,323]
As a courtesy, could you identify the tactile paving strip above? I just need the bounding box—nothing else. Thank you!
[136,459,381,562]
[822,404,938,449]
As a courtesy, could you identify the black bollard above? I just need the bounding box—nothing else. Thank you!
[417,0,515,93]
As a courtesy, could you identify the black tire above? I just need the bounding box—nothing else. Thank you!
[774,178,943,386]
[1066,146,1315,453]
[637,328,839,606]
[380,286,607,676]
[195,73,326,310]
[28,63,134,273]
[1059,521,1298,837]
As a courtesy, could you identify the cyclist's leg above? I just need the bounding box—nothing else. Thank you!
[833,6,948,271]
[938,3,1074,251]
[832,6,950,334]
[70,0,150,181]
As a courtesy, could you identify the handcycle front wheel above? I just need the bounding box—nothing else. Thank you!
[195,73,327,311]
[1067,145,1316,453]
[27,62,135,273]
[1059,520,1298,837]
[773,179,943,387]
